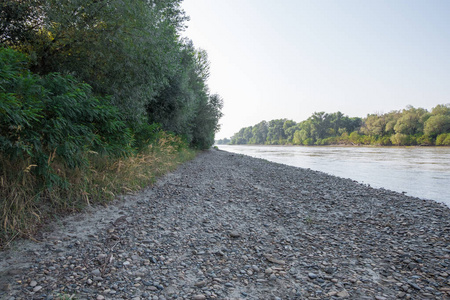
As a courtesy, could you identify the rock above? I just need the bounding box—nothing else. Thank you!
[32,286,42,292]
[230,231,241,238]
[194,280,206,287]
[192,295,206,300]
[337,290,350,298]
[1,149,449,300]
[0,283,11,291]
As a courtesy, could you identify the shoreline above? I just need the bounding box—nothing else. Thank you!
[1,149,449,299]
[218,143,450,148]
[218,145,450,207]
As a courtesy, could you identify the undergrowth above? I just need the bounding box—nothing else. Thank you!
[0,48,198,248]
[0,133,196,249]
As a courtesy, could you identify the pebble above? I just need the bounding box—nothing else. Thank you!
[32,286,42,292]
[229,231,241,238]
[337,290,350,298]
[0,150,449,300]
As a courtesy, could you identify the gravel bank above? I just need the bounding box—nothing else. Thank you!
[1,149,449,300]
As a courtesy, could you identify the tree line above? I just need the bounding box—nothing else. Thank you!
[1,0,222,150]
[1,0,224,187]
[0,0,223,244]
[222,104,450,146]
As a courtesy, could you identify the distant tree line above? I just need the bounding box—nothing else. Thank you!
[227,105,450,146]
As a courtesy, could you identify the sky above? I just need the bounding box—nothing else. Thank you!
[180,0,450,140]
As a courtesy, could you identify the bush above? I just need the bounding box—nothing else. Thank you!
[349,131,361,144]
[436,133,450,146]
[376,136,392,146]
[0,48,133,189]
[416,135,433,146]
[303,138,314,146]
[390,133,410,146]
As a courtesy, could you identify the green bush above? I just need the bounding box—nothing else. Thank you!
[436,133,450,146]
[0,48,133,189]
[376,136,392,146]
[390,133,411,146]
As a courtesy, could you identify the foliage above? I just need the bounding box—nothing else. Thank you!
[436,133,450,146]
[0,0,224,247]
[1,48,133,190]
[229,104,450,146]
[146,41,222,148]
[0,132,196,248]
[1,0,222,149]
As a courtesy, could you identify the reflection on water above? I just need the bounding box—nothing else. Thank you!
[218,145,450,207]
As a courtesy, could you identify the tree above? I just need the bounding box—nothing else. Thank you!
[249,121,268,144]
[283,120,297,143]
[2,0,188,123]
[393,106,428,135]
[424,115,450,138]
[191,94,224,149]
[266,119,287,144]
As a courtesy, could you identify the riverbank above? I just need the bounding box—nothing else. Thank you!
[1,149,449,299]
[218,144,450,206]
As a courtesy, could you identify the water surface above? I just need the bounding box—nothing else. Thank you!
[218,145,450,206]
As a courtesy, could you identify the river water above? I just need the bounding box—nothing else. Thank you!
[218,145,450,207]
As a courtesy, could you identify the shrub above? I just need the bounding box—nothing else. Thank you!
[376,136,392,146]
[436,133,450,146]
[390,133,410,146]
[1,48,133,190]
[416,135,433,146]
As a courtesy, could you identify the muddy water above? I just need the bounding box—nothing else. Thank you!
[218,145,450,206]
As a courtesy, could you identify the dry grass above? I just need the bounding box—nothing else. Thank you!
[0,133,196,249]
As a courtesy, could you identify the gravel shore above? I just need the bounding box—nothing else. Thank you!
[1,149,449,300]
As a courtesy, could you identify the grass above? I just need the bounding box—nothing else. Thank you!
[0,133,197,249]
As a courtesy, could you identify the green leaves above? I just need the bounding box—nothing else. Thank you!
[0,48,133,189]
[229,104,450,146]
[2,0,223,150]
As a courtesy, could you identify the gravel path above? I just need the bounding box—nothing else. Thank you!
[1,149,449,300]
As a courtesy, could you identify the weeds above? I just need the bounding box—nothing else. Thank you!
[0,133,196,249]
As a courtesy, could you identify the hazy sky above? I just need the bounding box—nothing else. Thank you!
[181,0,450,139]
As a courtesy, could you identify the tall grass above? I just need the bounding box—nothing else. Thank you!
[0,133,196,249]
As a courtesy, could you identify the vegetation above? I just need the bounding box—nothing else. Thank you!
[0,0,222,247]
[228,105,450,146]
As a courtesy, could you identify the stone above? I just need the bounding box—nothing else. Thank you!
[32,286,42,292]
[230,231,241,238]
[337,290,350,298]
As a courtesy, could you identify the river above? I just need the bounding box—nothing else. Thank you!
[217,145,450,207]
